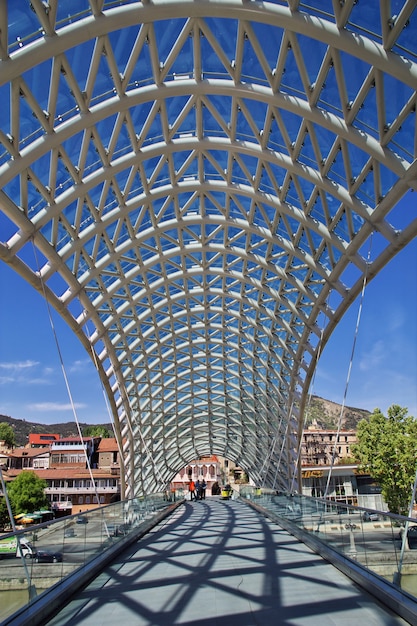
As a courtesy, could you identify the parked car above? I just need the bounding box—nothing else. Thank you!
[76,516,88,524]
[362,511,380,522]
[33,549,63,563]
[407,525,417,549]
[118,523,131,535]
[64,526,76,538]
[105,523,129,537]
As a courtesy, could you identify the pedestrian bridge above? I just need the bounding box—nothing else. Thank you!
[1,0,417,502]
[2,491,417,625]
[1,3,417,620]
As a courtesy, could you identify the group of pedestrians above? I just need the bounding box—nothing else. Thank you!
[188,478,206,500]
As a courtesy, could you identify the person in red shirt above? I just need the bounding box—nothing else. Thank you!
[189,480,196,501]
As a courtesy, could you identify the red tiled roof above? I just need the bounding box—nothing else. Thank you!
[28,433,59,444]
[7,447,50,458]
[97,438,119,452]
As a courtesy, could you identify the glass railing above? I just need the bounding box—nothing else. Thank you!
[239,487,417,600]
[0,492,181,623]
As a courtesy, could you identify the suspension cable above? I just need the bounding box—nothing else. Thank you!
[324,237,373,499]
[32,242,102,510]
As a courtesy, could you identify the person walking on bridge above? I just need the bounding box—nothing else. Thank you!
[195,479,201,500]
[189,480,196,501]
[201,479,207,499]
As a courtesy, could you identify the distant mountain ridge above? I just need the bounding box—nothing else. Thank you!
[0,395,370,447]
[0,414,114,447]
[305,395,370,430]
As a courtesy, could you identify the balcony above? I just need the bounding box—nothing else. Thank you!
[45,486,119,494]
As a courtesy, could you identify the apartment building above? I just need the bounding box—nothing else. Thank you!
[301,428,357,466]
[3,436,121,516]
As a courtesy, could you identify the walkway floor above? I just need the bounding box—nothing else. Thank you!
[47,498,409,626]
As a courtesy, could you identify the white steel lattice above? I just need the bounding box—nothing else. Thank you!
[0,0,416,496]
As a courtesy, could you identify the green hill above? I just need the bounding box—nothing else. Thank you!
[0,395,370,447]
[0,414,113,447]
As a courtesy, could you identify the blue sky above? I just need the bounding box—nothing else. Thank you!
[0,236,416,427]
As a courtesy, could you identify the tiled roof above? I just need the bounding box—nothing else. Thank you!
[5,468,119,480]
[97,438,119,452]
[7,447,50,458]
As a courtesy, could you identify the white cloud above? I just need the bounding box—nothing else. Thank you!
[386,306,405,333]
[0,360,39,371]
[358,339,385,371]
[27,402,87,411]
[68,359,91,373]
[26,377,54,386]
[0,375,15,385]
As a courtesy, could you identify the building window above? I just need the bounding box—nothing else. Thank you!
[78,496,84,504]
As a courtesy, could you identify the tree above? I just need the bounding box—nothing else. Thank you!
[7,471,48,515]
[0,497,10,530]
[0,422,15,448]
[352,405,417,515]
[82,425,112,438]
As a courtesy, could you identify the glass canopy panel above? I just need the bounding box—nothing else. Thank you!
[345,2,383,44]
[394,7,417,59]
[0,0,416,498]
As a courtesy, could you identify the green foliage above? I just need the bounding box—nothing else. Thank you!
[7,471,48,515]
[0,497,10,530]
[337,456,356,466]
[82,425,112,438]
[304,398,326,426]
[0,423,15,447]
[352,405,417,515]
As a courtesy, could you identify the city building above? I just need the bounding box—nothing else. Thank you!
[50,436,101,469]
[301,428,357,466]
[299,428,387,510]
[28,433,60,447]
[7,447,50,471]
[2,436,122,516]
[170,455,221,496]
[170,455,248,497]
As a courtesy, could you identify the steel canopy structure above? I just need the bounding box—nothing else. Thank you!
[0,0,417,497]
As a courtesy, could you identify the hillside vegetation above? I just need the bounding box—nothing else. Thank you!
[305,396,370,429]
[0,395,369,447]
[0,414,113,447]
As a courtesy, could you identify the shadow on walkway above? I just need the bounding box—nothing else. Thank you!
[47,498,408,626]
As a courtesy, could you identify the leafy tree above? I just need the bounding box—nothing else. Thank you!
[0,422,15,448]
[352,405,417,515]
[7,471,48,515]
[0,497,10,530]
[82,425,112,438]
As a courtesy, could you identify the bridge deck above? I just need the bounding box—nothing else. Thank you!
[47,498,408,626]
